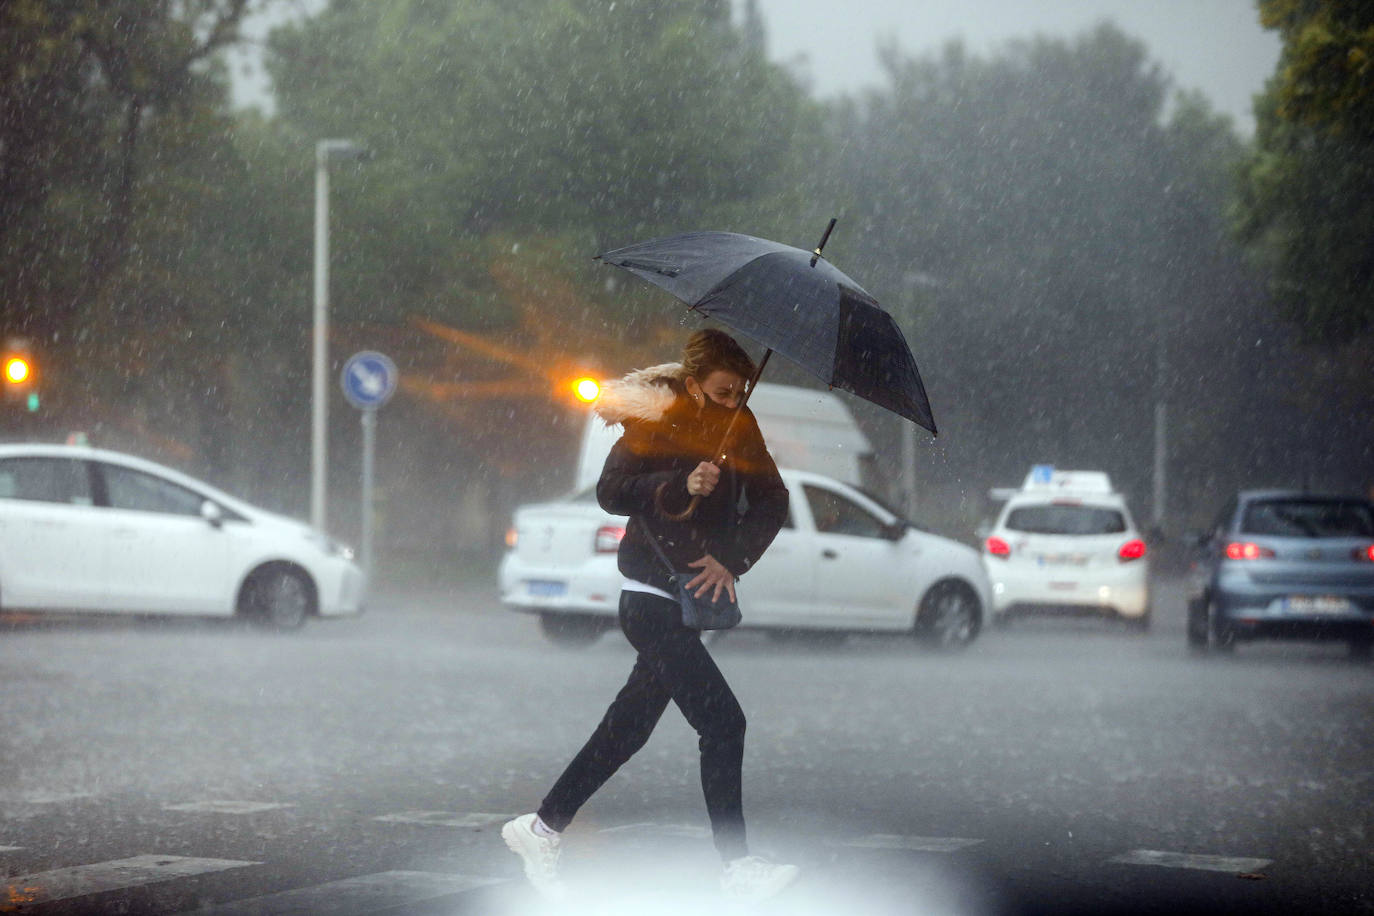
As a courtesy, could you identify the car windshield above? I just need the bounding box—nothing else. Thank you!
[1005,504,1127,535]
[1241,499,1374,538]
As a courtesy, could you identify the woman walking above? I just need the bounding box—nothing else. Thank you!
[503,329,797,901]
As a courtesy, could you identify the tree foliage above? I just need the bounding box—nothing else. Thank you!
[1,0,253,343]
[1235,0,1374,342]
[829,24,1267,524]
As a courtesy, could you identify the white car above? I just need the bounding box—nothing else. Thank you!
[499,467,991,648]
[0,443,365,628]
[982,468,1150,629]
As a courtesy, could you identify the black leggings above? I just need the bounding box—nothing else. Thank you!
[537,589,748,860]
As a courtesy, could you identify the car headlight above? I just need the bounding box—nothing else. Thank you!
[307,531,356,561]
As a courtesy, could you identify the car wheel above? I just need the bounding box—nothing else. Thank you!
[538,612,606,647]
[915,580,981,650]
[240,566,313,630]
[1201,598,1235,654]
[1186,598,1208,650]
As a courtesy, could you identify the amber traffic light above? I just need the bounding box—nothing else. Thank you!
[573,377,600,403]
[4,356,30,384]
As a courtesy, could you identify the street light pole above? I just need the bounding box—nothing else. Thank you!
[311,138,367,533]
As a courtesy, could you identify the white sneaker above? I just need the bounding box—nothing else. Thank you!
[721,855,800,901]
[502,813,566,900]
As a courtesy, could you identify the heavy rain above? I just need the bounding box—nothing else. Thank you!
[1,1,1371,914]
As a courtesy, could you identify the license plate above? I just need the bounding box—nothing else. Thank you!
[527,580,567,597]
[1038,554,1087,566]
[1285,595,1351,614]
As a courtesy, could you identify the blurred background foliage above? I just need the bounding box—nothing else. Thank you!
[1,0,1370,562]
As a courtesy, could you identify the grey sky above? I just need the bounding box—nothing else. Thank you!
[232,0,1280,133]
[754,0,1279,132]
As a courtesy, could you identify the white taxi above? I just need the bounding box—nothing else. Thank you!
[982,468,1150,629]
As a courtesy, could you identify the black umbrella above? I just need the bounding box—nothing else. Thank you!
[595,221,937,434]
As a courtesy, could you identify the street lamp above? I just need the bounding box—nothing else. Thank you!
[312,138,368,532]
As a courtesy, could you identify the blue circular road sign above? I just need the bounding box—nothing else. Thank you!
[341,351,398,409]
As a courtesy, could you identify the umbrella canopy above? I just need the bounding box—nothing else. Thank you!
[597,230,936,435]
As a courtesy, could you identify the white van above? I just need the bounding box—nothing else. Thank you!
[573,381,872,492]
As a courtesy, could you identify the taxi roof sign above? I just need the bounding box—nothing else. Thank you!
[1020,467,1114,494]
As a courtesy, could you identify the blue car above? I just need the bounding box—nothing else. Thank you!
[1186,490,1374,657]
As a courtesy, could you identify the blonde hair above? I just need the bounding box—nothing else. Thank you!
[680,328,756,383]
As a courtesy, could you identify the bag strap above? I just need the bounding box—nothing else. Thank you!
[637,518,679,577]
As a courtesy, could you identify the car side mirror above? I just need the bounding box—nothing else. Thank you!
[200,499,224,528]
[882,520,908,541]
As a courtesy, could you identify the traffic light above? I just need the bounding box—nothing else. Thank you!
[572,377,600,403]
[5,356,30,385]
[2,339,38,412]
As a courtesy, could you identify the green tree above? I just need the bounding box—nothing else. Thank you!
[1,0,254,348]
[829,25,1267,529]
[263,0,817,329]
[1235,0,1374,342]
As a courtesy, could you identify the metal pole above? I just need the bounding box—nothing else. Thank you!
[311,143,330,532]
[1153,402,1167,532]
[1151,311,1167,533]
[360,407,376,580]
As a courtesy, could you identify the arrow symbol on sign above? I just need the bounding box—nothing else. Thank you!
[351,363,386,396]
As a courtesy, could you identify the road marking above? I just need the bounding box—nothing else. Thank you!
[188,870,503,915]
[598,822,712,839]
[2,855,258,906]
[842,834,983,853]
[372,811,514,828]
[0,846,22,853]
[1110,849,1272,873]
[0,791,94,805]
[164,801,295,815]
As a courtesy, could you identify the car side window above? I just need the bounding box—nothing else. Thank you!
[803,484,885,538]
[100,464,204,517]
[0,457,93,505]
[1211,498,1237,541]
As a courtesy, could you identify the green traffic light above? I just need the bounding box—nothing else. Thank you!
[26,392,38,412]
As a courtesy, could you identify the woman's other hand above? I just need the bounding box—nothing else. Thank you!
[686,554,736,603]
[686,461,720,497]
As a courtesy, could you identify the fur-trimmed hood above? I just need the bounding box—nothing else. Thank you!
[593,362,686,426]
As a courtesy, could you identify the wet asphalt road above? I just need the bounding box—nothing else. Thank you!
[2,569,1372,916]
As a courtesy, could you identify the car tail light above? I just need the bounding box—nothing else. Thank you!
[505,526,518,549]
[985,536,1011,558]
[1118,539,1147,562]
[1354,545,1374,563]
[1225,541,1275,560]
[595,525,626,553]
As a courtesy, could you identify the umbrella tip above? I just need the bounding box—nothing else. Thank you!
[810,217,838,267]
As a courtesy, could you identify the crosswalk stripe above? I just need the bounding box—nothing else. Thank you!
[189,870,503,915]
[1109,849,1272,873]
[372,811,514,828]
[0,791,95,805]
[165,801,295,815]
[2,855,258,906]
[842,834,983,853]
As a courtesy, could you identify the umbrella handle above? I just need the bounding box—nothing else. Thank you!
[810,217,837,267]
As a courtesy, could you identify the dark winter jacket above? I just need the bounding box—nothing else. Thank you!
[594,362,789,593]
